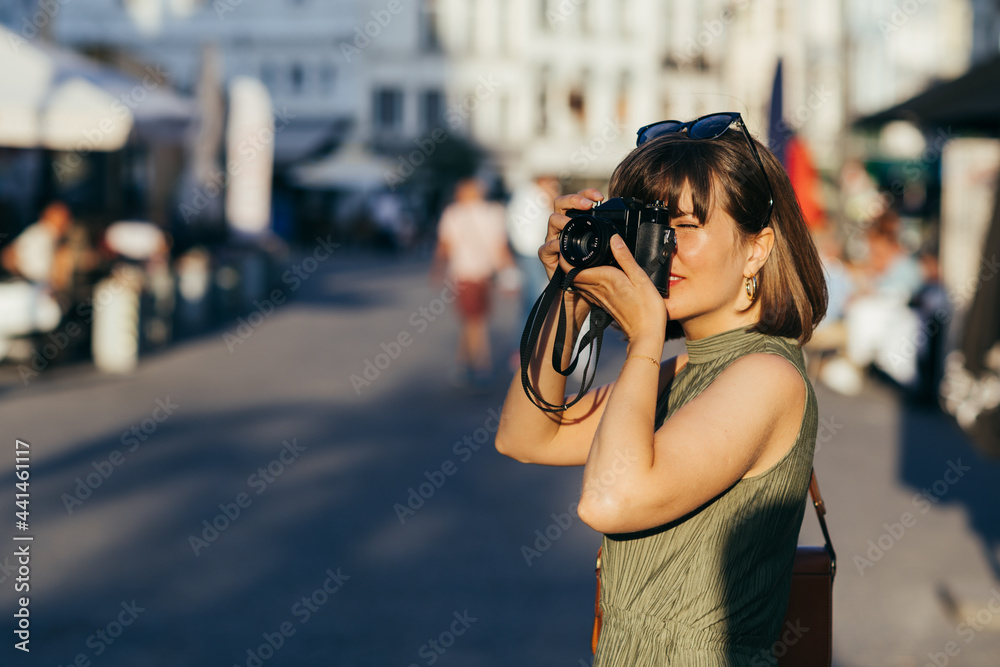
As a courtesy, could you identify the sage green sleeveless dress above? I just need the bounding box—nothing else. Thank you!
[593,327,818,666]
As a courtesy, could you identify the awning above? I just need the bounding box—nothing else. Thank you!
[856,55,1000,133]
[290,143,395,191]
[0,26,194,151]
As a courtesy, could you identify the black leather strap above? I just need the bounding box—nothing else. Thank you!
[519,267,612,412]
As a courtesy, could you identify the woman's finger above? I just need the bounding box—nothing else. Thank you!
[607,234,649,285]
[546,212,570,239]
[554,190,604,216]
[567,240,645,295]
[557,248,579,276]
[568,257,666,337]
[538,237,560,258]
[538,238,561,279]
[548,190,605,246]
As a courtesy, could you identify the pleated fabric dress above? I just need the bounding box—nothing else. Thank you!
[593,327,818,666]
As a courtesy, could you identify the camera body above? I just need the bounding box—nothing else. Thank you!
[560,197,677,295]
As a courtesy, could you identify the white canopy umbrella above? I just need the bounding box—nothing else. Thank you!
[290,143,396,191]
[0,26,192,151]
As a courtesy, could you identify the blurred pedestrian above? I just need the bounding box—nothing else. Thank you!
[431,178,514,387]
[506,175,561,317]
[909,239,950,401]
[505,174,562,371]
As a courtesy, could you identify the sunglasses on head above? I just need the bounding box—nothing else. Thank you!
[635,112,774,230]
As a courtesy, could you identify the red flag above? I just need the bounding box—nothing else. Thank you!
[785,135,826,230]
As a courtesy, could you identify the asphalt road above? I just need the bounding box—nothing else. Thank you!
[1,248,999,666]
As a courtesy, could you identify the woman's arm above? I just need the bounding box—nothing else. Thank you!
[495,190,606,466]
[496,192,682,467]
[577,351,806,534]
[545,232,809,534]
[494,287,608,466]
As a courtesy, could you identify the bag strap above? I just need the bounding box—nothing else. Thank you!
[591,546,602,654]
[807,469,837,580]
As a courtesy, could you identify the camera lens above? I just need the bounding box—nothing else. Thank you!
[566,228,597,261]
[560,215,612,267]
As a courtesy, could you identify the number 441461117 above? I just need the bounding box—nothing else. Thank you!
[15,440,29,527]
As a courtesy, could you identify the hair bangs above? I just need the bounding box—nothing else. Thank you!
[610,138,719,224]
[606,127,828,342]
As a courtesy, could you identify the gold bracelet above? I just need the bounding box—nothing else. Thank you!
[623,355,660,369]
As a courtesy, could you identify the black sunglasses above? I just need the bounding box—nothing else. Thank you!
[635,112,774,229]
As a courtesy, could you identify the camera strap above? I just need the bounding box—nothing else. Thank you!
[518,267,612,413]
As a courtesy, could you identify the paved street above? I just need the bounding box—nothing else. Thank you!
[1,248,1000,666]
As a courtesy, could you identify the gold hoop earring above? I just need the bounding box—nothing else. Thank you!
[745,275,758,303]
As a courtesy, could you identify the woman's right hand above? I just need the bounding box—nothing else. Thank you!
[539,188,606,280]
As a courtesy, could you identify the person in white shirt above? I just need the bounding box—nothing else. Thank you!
[432,178,514,386]
[2,201,73,288]
[0,202,74,360]
[506,175,561,318]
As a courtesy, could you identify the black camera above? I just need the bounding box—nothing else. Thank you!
[560,197,677,295]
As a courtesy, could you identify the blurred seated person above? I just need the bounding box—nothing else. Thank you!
[804,226,855,375]
[101,220,174,342]
[819,211,924,395]
[368,191,414,253]
[2,202,76,290]
[102,220,170,264]
[0,202,76,360]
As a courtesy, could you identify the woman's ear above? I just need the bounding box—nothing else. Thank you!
[745,227,775,277]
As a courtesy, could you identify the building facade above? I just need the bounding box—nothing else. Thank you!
[340,0,976,183]
[41,0,983,188]
[52,0,359,164]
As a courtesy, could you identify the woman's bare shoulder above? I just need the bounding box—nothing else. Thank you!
[719,352,806,409]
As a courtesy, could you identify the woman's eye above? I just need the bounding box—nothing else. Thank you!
[674,224,698,229]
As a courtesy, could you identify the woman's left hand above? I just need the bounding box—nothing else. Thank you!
[567,234,668,342]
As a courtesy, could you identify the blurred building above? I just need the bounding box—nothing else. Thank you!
[51,0,357,165]
[34,0,986,213]
[0,2,197,232]
[970,0,1000,64]
[353,0,976,181]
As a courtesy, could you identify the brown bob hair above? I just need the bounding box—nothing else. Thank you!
[608,128,828,344]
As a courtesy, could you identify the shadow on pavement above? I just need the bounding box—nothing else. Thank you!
[8,365,601,666]
[896,396,1000,579]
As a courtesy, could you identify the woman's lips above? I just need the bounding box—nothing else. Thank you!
[668,274,684,284]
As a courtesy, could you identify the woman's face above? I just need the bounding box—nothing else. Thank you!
[662,183,757,339]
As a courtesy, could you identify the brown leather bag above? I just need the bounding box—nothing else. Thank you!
[777,470,836,666]
[591,469,836,664]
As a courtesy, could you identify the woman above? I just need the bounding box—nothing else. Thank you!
[495,113,828,665]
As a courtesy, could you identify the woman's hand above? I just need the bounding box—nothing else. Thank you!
[537,189,607,324]
[539,189,605,280]
[570,235,668,344]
